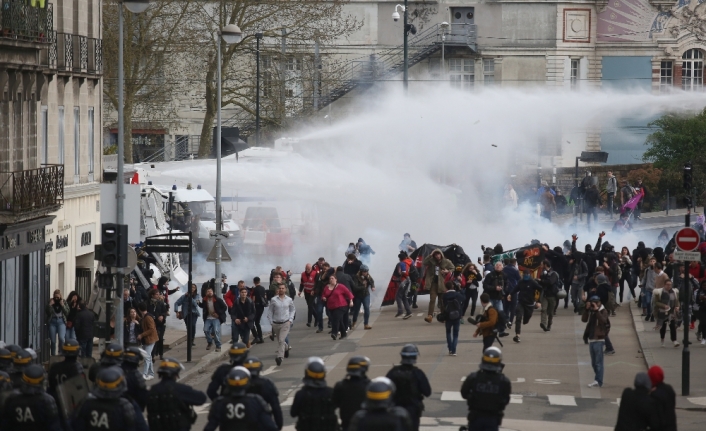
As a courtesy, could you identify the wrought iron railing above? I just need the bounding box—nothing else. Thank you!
[0,164,64,215]
[0,1,52,43]
[49,31,102,74]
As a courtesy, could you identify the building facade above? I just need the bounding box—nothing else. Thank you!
[0,0,102,356]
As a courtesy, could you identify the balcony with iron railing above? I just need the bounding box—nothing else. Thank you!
[0,1,52,47]
[45,31,102,76]
[0,164,64,224]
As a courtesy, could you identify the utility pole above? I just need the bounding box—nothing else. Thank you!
[255,31,263,146]
[115,4,125,345]
[403,0,408,91]
[682,162,693,395]
[314,38,320,111]
[280,29,287,128]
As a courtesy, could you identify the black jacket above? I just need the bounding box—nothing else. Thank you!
[335,270,354,292]
[483,271,508,301]
[615,386,660,431]
[147,299,168,328]
[231,297,256,329]
[584,188,600,208]
[651,382,677,431]
[74,309,96,342]
[199,296,228,324]
[252,284,268,308]
[511,279,542,306]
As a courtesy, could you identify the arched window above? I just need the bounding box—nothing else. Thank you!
[682,49,704,91]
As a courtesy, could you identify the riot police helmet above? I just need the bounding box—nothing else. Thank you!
[0,370,12,390]
[5,344,22,358]
[480,347,504,373]
[346,356,370,378]
[0,348,11,367]
[363,377,396,410]
[303,357,327,388]
[100,343,124,365]
[243,356,263,377]
[21,364,45,388]
[62,339,81,357]
[223,366,251,396]
[157,357,185,379]
[13,349,33,368]
[122,346,143,365]
[94,366,127,399]
[229,342,249,366]
[400,344,419,365]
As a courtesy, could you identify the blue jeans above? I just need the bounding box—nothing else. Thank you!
[315,297,325,331]
[604,335,614,352]
[48,317,66,356]
[445,319,460,354]
[143,343,155,377]
[643,290,653,318]
[589,341,604,386]
[232,322,250,345]
[204,318,222,348]
[396,280,411,315]
[79,340,93,359]
[65,327,76,341]
[490,299,504,313]
[352,295,371,325]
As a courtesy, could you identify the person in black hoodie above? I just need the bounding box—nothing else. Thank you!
[614,372,660,431]
[343,254,362,277]
[648,365,677,431]
[509,270,542,343]
[250,277,267,344]
[544,245,570,311]
[231,286,256,347]
[571,233,604,277]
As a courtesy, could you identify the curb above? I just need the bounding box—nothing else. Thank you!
[629,301,653,368]
[178,348,230,382]
[164,335,188,350]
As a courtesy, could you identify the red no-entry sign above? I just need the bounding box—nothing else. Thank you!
[675,227,701,252]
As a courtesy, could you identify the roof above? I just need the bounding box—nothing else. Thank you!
[169,188,214,203]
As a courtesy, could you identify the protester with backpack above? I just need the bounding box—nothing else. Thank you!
[385,344,432,431]
[442,282,464,356]
[472,293,499,350]
[395,252,414,320]
[539,260,561,332]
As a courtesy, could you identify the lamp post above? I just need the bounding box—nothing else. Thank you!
[440,22,449,80]
[115,0,150,346]
[215,23,242,297]
[255,31,263,146]
[392,2,409,90]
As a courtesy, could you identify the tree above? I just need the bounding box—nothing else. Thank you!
[643,108,706,203]
[103,0,196,163]
[193,0,362,158]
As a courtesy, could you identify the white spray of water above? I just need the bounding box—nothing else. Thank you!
[158,87,705,281]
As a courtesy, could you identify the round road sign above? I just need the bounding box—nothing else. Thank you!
[675,227,701,252]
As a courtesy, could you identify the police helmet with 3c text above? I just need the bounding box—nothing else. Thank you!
[303,357,327,388]
[243,356,263,377]
[94,366,127,399]
[223,366,251,396]
[480,347,504,373]
[363,377,396,410]
[400,344,419,365]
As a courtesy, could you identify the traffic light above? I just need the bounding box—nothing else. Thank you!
[684,162,693,191]
[100,223,128,268]
[98,273,114,289]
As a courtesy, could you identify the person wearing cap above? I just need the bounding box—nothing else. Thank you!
[351,265,376,329]
[88,343,124,384]
[348,377,413,431]
[648,365,677,431]
[582,295,609,388]
[461,347,511,431]
[1,364,62,431]
[205,366,277,431]
[614,372,660,431]
[385,344,431,431]
[121,346,148,411]
[72,367,140,431]
[395,251,414,320]
[47,338,84,400]
[147,358,207,431]
[207,342,249,401]
[244,356,283,430]
[291,357,338,431]
[333,356,371,430]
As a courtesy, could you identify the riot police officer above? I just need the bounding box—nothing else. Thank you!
[9,349,33,388]
[244,356,283,430]
[121,346,148,411]
[385,344,431,431]
[0,347,13,372]
[71,366,139,431]
[460,347,511,431]
[88,343,124,383]
[0,364,63,431]
[0,370,16,413]
[290,357,339,431]
[348,377,413,431]
[207,342,249,400]
[204,366,278,431]
[48,338,84,399]
[333,356,371,431]
[147,357,207,431]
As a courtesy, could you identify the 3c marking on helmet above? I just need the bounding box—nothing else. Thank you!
[225,403,245,419]
[90,411,110,429]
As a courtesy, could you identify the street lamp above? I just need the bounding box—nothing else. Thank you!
[440,22,449,80]
[115,0,150,346]
[215,23,242,297]
[392,2,409,90]
[255,31,263,146]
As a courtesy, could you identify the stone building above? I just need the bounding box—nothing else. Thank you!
[0,0,102,357]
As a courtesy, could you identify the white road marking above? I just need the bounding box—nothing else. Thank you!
[281,396,295,406]
[323,352,348,371]
[534,378,560,385]
[417,313,423,317]
[611,398,621,405]
[440,391,464,401]
[547,395,577,406]
[261,366,281,376]
[331,342,340,350]
[512,377,525,383]
[510,394,523,404]
[687,397,706,406]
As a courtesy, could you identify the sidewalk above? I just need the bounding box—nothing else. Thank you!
[629,302,706,410]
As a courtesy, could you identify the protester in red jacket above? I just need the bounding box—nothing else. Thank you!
[298,264,319,327]
[321,274,354,340]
